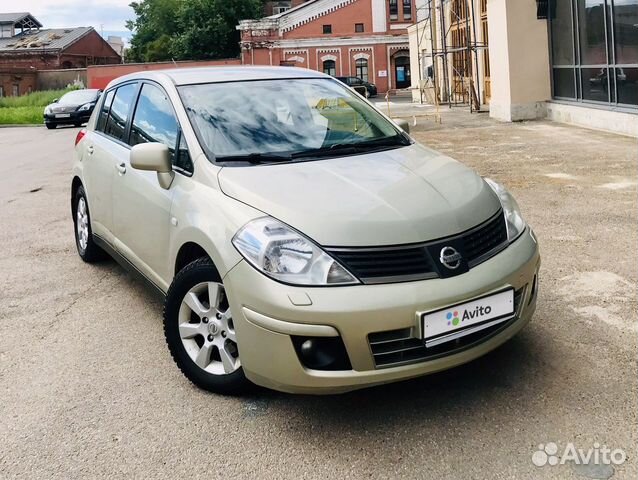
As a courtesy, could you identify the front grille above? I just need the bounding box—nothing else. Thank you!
[464,212,508,265]
[369,287,525,368]
[326,210,508,284]
[326,246,437,282]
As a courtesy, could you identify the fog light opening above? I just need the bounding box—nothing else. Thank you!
[292,336,352,371]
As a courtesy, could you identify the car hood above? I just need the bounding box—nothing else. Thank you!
[217,143,501,246]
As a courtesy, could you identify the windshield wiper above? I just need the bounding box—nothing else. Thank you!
[215,152,292,164]
[290,135,409,159]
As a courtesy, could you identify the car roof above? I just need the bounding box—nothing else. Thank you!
[110,66,330,88]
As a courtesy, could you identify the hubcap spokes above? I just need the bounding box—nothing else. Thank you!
[178,282,240,375]
[76,198,89,251]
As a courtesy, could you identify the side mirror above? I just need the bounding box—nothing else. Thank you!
[393,118,410,134]
[130,143,174,189]
[52,98,59,103]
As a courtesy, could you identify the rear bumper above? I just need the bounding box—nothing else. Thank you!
[223,229,540,394]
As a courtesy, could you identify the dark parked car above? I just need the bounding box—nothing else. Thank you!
[44,89,102,129]
[336,76,378,98]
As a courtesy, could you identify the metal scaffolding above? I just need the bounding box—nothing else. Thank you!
[414,0,489,112]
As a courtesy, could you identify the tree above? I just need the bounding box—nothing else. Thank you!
[126,0,182,62]
[126,0,264,63]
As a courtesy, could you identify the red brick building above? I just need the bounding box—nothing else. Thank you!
[238,0,414,93]
[0,12,121,96]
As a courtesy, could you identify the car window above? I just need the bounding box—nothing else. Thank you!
[174,134,194,174]
[179,78,400,159]
[96,90,115,132]
[129,83,180,163]
[104,83,137,142]
[59,89,99,105]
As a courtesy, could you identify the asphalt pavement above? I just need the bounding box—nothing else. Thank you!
[0,118,636,479]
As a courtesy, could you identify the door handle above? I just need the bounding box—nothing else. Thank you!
[87,145,94,155]
[116,162,127,175]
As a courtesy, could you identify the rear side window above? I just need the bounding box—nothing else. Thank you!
[96,90,114,132]
[104,83,137,142]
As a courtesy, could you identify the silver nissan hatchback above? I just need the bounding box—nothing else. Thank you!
[71,67,540,394]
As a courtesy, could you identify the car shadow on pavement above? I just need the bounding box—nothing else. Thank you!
[242,329,548,430]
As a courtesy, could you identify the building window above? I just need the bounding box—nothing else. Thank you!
[323,24,332,34]
[355,58,369,82]
[0,24,13,38]
[0,86,3,97]
[12,84,19,97]
[323,59,336,76]
[389,0,399,20]
[355,23,364,33]
[549,0,638,107]
[403,0,412,20]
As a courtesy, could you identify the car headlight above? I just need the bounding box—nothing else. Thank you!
[78,103,92,112]
[484,178,526,242]
[232,217,359,286]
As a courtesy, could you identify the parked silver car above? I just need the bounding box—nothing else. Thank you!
[71,67,540,394]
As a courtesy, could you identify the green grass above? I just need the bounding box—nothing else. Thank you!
[0,88,76,108]
[0,106,45,125]
[0,88,78,125]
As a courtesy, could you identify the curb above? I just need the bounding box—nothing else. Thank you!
[0,124,45,128]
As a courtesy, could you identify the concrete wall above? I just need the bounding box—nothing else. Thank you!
[547,102,638,137]
[488,0,551,121]
[86,59,242,89]
[37,68,87,90]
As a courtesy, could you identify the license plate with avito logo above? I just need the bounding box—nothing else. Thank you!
[421,288,515,347]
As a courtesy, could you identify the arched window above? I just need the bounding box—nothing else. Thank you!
[355,58,369,82]
[323,59,336,77]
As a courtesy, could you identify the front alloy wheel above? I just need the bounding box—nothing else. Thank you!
[178,281,240,375]
[164,258,248,394]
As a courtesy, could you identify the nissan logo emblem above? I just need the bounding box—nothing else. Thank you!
[440,246,462,270]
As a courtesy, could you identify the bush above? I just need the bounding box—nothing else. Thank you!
[0,106,44,125]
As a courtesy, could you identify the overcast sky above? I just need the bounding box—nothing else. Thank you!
[16,0,134,37]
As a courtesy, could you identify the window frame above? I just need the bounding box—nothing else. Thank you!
[355,23,364,33]
[355,58,369,82]
[322,59,337,76]
[322,24,332,34]
[128,80,194,176]
[402,0,412,20]
[94,81,140,149]
[389,0,399,20]
[548,0,638,110]
[94,79,194,176]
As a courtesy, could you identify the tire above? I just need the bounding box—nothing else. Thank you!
[45,123,56,130]
[164,257,249,395]
[73,185,107,262]
[74,123,82,127]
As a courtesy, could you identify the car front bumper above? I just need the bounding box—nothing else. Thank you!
[223,228,540,394]
[44,111,91,125]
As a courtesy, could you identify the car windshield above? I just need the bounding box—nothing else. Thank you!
[178,78,404,162]
[58,90,99,105]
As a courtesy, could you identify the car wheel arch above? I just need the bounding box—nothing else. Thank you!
[71,176,83,214]
[174,241,218,278]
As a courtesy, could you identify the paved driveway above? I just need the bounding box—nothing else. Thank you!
[0,120,636,479]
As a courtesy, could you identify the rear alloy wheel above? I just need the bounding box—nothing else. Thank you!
[164,258,248,394]
[73,185,106,262]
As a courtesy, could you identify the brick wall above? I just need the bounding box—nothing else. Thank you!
[86,58,242,89]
